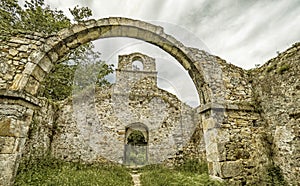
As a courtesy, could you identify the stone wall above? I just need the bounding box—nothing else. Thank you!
[252,42,300,184]
[0,94,36,185]
[50,52,197,165]
[50,84,196,164]
[20,98,57,161]
[0,32,46,90]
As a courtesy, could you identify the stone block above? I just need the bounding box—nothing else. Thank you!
[202,118,216,131]
[31,66,46,82]
[38,56,53,73]
[207,161,221,177]
[8,49,18,56]
[66,38,80,49]
[0,153,18,186]
[18,45,28,52]
[57,28,74,39]
[57,44,69,57]
[109,26,122,37]
[0,117,30,138]
[0,118,13,137]
[220,161,242,178]
[24,76,40,95]
[28,50,45,64]
[71,24,87,34]
[48,51,58,62]
[13,137,26,153]
[0,137,15,153]
[23,62,36,75]
[126,27,139,38]
[96,18,110,27]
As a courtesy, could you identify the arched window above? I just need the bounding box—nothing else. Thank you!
[132,60,144,71]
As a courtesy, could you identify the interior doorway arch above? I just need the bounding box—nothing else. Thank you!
[124,123,149,166]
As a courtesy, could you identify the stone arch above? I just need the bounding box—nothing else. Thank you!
[124,123,149,166]
[132,61,143,71]
[125,123,149,144]
[6,17,227,182]
[10,17,212,104]
[132,58,144,71]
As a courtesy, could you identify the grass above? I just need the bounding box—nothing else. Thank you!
[14,157,133,186]
[139,160,224,186]
[140,166,223,186]
[15,157,224,186]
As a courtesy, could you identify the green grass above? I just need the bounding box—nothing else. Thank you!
[15,157,224,186]
[140,165,223,186]
[14,157,132,186]
[139,159,224,186]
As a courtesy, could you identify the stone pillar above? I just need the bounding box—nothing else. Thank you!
[201,111,231,179]
[0,95,36,185]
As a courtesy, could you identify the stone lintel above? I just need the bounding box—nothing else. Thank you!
[198,102,255,113]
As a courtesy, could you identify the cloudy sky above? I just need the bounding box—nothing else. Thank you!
[21,0,300,107]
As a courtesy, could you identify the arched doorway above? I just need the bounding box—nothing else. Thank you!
[124,123,148,166]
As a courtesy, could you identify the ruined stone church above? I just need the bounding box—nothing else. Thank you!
[0,17,299,185]
[49,52,197,166]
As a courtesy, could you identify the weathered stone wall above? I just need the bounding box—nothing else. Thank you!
[50,53,197,165]
[0,94,36,185]
[252,43,300,184]
[20,98,57,161]
[190,49,271,184]
[50,85,196,164]
[0,32,46,90]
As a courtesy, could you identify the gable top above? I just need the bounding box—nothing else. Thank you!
[117,52,156,72]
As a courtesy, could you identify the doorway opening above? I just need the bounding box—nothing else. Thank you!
[124,123,148,166]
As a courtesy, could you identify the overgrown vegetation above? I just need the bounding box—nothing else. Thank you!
[0,0,114,101]
[15,156,132,186]
[265,164,287,186]
[277,64,290,74]
[15,156,224,186]
[266,65,276,73]
[139,159,224,186]
[38,48,113,101]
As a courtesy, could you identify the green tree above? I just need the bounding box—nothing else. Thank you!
[127,130,147,145]
[0,0,113,100]
[41,47,113,101]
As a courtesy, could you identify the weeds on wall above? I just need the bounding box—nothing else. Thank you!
[259,163,287,186]
[276,64,290,74]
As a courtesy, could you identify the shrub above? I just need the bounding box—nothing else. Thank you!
[277,64,290,74]
[176,158,208,174]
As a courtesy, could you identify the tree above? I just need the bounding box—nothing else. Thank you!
[127,130,147,146]
[40,46,113,101]
[0,0,113,100]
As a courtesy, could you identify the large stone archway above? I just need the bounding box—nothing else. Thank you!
[1,17,262,185]
[9,17,213,103]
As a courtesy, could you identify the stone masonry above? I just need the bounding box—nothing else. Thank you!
[0,17,299,186]
[50,53,196,165]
